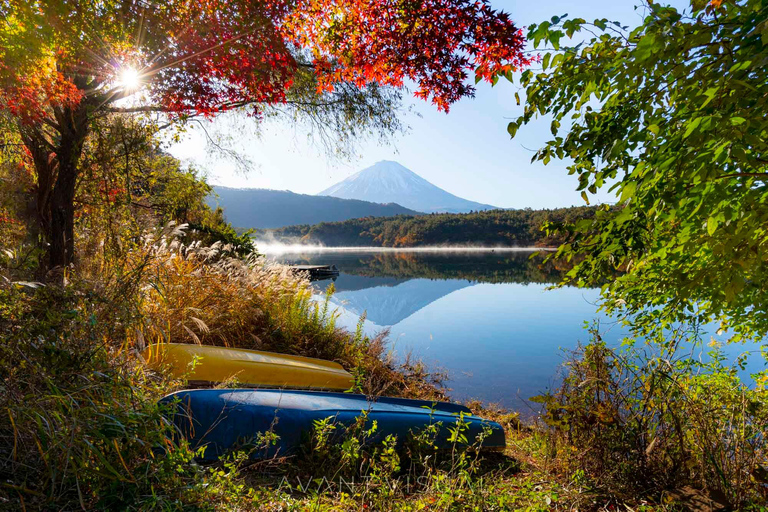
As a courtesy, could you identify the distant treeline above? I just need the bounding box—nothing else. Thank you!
[328,251,570,285]
[258,206,599,247]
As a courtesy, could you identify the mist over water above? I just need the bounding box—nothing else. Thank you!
[257,243,553,254]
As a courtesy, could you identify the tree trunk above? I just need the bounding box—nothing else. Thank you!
[48,157,78,270]
[22,101,90,277]
[48,103,89,271]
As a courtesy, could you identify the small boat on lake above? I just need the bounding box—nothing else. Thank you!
[143,343,353,390]
[287,264,340,281]
[162,389,506,460]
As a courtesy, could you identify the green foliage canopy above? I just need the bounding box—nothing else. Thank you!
[510,0,768,342]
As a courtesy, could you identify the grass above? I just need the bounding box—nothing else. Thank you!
[2,226,766,510]
[532,326,768,510]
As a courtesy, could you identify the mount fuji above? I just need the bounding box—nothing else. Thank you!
[318,161,498,214]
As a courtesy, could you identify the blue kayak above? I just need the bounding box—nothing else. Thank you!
[161,389,505,460]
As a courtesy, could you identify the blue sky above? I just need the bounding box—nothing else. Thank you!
[168,0,688,209]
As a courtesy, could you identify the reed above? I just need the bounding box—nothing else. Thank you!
[0,226,457,509]
[129,225,448,401]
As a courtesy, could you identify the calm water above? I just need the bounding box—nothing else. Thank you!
[266,249,762,412]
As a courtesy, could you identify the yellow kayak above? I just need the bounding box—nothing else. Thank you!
[142,343,353,391]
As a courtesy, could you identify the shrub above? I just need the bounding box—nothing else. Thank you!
[534,325,768,508]
[0,284,208,509]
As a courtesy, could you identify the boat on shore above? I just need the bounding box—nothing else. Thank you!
[161,388,506,460]
[143,343,353,390]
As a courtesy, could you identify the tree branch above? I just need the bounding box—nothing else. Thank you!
[107,105,169,113]
[715,172,768,180]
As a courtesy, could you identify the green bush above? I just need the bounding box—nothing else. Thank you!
[534,325,768,508]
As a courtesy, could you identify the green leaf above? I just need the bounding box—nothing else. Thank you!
[730,117,746,126]
[507,122,518,138]
[550,119,560,136]
[549,30,563,50]
[542,52,551,71]
[683,117,702,139]
[707,216,718,236]
[620,182,637,202]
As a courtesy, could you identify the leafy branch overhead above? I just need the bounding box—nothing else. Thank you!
[507,0,768,340]
[0,0,532,272]
[0,0,531,119]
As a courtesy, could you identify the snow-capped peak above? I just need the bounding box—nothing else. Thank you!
[318,161,497,214]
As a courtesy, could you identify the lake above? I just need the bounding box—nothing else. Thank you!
[264,248,762,412]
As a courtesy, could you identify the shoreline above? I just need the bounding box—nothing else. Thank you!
[256,244,557,254]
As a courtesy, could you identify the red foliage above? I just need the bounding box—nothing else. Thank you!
[1,70,82,124]
[1,0,529,121]
[284,0,530,111]
[144,0,298,117]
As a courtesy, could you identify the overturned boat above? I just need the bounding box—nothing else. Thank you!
[161,388,506,460]
[143,343,353,391]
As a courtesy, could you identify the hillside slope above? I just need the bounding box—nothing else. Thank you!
[208,186,421,229]
[259,206,599,247]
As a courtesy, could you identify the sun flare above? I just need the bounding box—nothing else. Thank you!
[119,67,140,90]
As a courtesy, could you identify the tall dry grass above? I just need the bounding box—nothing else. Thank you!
[0,224,450,509]
[127,224,447,400]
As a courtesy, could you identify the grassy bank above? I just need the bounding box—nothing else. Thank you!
[0,228,485,510]
[3,229,765,510]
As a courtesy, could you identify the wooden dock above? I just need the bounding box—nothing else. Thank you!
[287,264,339,281]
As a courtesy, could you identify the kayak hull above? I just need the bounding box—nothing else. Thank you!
[161,389,506,460]
[143,343,353,391]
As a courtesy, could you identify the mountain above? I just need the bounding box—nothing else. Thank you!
[331,278,474,326]
[318,160,498,214]
[208,187,420,229]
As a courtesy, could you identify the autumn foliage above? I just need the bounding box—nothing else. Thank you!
[0,0,529,271]
[1,0,529,119]
[286,0,529,110]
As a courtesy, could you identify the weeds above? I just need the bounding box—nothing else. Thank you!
[1,230,497,510]
[533,324,768,508]
[6,225,764,510]
[134,227,447,401]
[0,285,204,509]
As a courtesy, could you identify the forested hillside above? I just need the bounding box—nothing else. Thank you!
[259,206,599,247]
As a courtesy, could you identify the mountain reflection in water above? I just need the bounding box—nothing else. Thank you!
[268,250,602,410]
[277,251,568,328]
[266,250,760,412]
[334,279,473,326]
